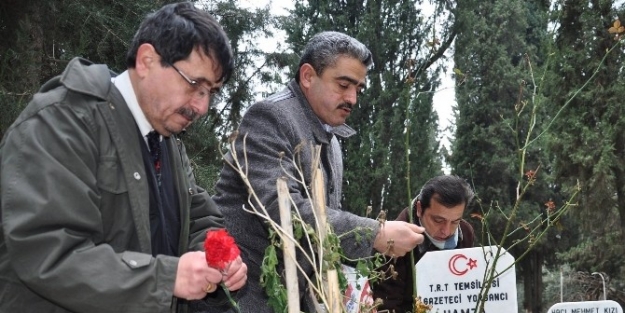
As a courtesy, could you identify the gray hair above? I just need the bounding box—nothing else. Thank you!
[295,31,373,82]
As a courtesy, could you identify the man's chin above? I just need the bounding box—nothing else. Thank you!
[162,127,180,137]
[329,118,347,127]
[165,123,192,136]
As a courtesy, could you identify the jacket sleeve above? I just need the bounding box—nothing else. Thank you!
[176,138,225,251]
[0,101,177,313]
[369,207,417,312]
[174,138,232,309]
[231,103,379,260]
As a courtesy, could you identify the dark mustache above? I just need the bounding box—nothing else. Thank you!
[176,107,199,122]
[337,103,353,110]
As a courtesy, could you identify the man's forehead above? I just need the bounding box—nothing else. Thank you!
[185,49,223,84]
[426,205,464,219]
[328,55,366,70]
[428,212,463,220]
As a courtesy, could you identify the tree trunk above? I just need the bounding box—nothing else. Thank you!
[522,251,544,313]
[613,132,625,241]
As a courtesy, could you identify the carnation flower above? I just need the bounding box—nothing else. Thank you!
[204,229,240,271]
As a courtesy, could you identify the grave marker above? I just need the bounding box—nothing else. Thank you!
[416,246,517,313]
[547,300,623,313]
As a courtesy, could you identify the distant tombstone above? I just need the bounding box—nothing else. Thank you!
[416,245,517,313]
[547,300,623,313]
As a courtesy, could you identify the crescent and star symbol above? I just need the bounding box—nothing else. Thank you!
[448,254,478,276]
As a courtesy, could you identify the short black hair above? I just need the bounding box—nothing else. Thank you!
[126,2,234,83]
[416,175,474,213]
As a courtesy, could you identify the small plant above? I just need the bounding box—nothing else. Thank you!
[222,136,387,312]
[413,297,433,313]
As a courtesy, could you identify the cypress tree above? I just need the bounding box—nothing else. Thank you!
[547,0,625,283]
[451,0,560,311]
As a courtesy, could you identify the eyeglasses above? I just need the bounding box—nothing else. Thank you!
[169,63,213,101]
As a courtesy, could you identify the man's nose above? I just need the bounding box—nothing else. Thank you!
[344,87,358,106]
[191,97,210,116]
[440,223,454,237]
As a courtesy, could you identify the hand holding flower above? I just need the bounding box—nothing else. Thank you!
[173,251,222,299]
[204,229,246,312]
[221,255,247,291]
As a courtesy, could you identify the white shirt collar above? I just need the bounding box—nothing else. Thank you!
[112,71,158,142]
[322,124,334,133]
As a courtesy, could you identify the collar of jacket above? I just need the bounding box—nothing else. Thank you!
[55,57,116,100]
[287,79,357,143]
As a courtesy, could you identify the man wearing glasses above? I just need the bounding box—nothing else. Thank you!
[0,3,247,313]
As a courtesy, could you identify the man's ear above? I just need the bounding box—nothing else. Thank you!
[416,201,423,218]
[299,63,316,90]
[135,43,158,78]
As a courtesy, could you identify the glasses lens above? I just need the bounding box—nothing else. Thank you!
[193,87,209,100]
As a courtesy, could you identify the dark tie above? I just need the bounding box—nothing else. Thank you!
[146,131,162,179]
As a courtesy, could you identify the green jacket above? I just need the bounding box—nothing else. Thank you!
[0,58,224,313]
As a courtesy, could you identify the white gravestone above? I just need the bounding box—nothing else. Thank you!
[547,300,623,313]
[416,246,517,313]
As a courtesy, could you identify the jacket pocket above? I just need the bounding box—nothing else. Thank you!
[96,157,135,248]
[121,251,152,268]
[97,157,128,194]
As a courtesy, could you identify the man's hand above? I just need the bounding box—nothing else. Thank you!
[221,255,247,291]
[173,251,223,300]
[373,221,425,257]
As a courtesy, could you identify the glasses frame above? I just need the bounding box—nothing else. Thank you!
[169,63,211,100]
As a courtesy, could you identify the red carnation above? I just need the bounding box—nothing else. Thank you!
[204,229,240,271]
